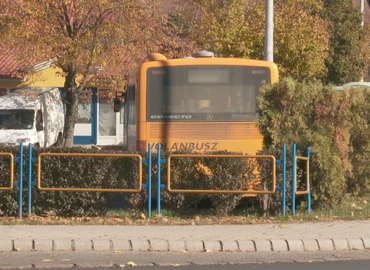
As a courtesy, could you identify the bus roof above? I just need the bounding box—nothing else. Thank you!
[134,52,280,84]
[142,52,278,69]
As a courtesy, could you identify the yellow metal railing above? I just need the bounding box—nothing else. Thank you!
[167,154,276,194]
[295,156,310,195]
[0,153,14,190]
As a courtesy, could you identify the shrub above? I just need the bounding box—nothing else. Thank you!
[257,76,354,208]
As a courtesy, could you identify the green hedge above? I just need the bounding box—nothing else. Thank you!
[158,150,258,217]
[0,147,146,216]
[257,76,370,208]
[0,147,20,216]
[0,147,264,217]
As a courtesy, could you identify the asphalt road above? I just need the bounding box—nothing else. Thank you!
[134,260,370,270]
[5,260,370,270]
[0,250,370,269]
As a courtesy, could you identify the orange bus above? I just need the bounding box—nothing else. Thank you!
[122,50,279,154]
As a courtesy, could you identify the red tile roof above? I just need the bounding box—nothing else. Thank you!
[0,46,22,78]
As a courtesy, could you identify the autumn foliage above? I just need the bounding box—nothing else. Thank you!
[0,0,187,146]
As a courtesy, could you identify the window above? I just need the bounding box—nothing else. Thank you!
[76,89,92,123]
[99,89,117,136]
[0,88,8,96]
[146,65,270,121]
[0,110,35,129]
[36,110,43,131]
[120,104,124,124]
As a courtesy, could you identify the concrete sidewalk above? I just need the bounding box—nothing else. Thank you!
[1,220,370,253]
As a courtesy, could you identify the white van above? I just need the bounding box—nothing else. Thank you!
[0,87,64,147]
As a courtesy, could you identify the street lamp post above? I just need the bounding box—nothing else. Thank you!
[265,0,274,62]
[361,0,364,27]
[361,0,364,82]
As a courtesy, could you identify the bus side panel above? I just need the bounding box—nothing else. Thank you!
[125,85,137,151]
[136,64,149,151]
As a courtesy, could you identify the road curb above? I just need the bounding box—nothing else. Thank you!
[286,239,304,251]
[3,238,370,252]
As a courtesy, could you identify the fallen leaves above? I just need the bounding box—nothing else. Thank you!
[273,224,289,229]
[127,261,136,266]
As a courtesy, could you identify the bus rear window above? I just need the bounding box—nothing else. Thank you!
[146,65,270,121]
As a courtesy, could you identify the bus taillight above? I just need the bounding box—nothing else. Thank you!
[137,140,147,151]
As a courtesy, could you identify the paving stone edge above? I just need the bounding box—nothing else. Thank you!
[2,238,369,252]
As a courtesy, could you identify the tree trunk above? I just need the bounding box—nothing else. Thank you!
[63,67,79,147]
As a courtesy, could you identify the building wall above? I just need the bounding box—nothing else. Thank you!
[0,67,65,89]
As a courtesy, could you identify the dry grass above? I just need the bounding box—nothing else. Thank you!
[1,194,369,225]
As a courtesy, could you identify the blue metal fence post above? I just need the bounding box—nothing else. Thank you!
[18,142,24,218]
[147,144,152,217]
[306,146,311,214]
[292,144,296,215]
[275,144,287,216]
[282,144,287,216]
[157,144,161,215]
[28,143,33,218]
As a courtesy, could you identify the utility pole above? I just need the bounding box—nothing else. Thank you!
[264,0,274,62]
[361,0,364,81]
[361,0,364,27]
